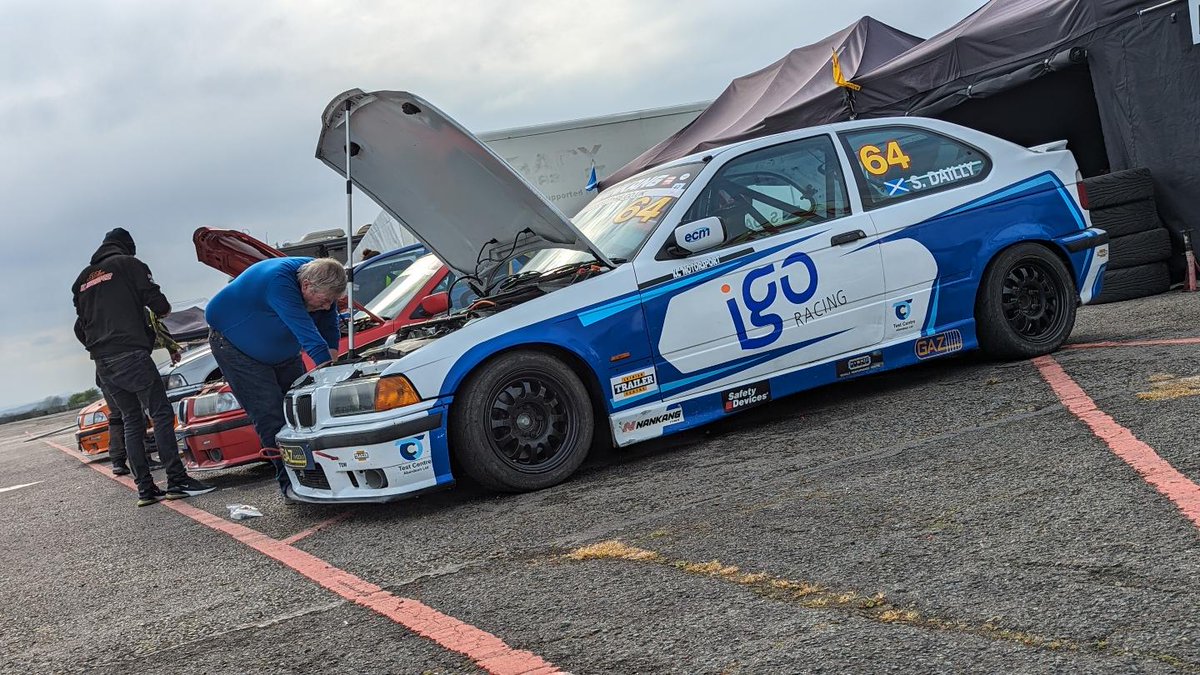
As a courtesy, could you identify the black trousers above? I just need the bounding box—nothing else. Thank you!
[95,350,186,492]
[95,372,126,467]
[209,331,306,493]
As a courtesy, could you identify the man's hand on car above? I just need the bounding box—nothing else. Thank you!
[170,350,182,365]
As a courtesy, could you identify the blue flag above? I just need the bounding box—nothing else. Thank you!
[584,163,598,192]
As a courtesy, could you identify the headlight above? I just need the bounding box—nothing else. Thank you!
[92,411,107,425]
[192,392,241,418]
[164,373,187,391]
[329,375,420,417]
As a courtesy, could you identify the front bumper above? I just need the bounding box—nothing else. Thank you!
[178,415,264,471]
[275,406,454,503]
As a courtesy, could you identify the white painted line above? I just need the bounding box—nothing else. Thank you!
[0,481,43,494]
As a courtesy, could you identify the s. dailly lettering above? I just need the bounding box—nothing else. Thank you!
[722,380,771,413]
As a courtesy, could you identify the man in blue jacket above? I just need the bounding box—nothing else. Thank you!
[206,257,345,500]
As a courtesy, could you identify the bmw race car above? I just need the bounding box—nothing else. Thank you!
[274,89,1107,503]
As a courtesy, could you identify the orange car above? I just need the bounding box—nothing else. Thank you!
[74,398,169,456]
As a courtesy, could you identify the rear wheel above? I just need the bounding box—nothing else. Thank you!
[450,350,593,492]
[976,244,1077,359]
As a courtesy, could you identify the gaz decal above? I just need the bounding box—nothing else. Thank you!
[722,381,771,413]
[611,367,659,402]
[858,141,911,176]
[613,196,675,224]
[915,329,964,360]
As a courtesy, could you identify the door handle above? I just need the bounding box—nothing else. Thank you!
[830,229,867,246]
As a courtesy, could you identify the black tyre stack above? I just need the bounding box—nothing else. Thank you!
[1085,168,1173,304]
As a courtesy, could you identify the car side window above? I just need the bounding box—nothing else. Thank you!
[839,126,991,209]
[682,135,850,249]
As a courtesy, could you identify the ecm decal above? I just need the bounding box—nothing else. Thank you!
[722,251,846,350]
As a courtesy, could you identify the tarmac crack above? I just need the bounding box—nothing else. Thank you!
[563,540,1200,672]
[116,600,348,660]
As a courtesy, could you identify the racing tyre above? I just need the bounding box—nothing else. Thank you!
[451,350,594,492]
[1092,262,1171,304]
[976,243,1077,360]
[1088,199,1159,239]
[1082,168,1154,209]
[1107,227,1172,270]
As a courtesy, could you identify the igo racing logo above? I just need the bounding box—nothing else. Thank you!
[722,251,846,350]
[395,436,424,462]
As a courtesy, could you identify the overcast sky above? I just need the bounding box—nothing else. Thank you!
[0,0,986,410]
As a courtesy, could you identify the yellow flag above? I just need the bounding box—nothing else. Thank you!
[832,49,862,91]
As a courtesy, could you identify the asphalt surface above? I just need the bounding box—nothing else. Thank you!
[3,290,1199,674]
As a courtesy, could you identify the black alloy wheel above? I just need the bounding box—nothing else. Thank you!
[999,259,1068,345]
[976,243,1077,360]
[486,371,578,473]
[451,350,594,492]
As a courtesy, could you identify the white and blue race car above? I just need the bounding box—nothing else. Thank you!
[275,89,1107,503]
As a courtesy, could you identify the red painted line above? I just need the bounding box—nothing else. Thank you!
[1065,337,1200,350]
[281,511,353,545]
[43,438,563,675]
[1033,355,1200,529]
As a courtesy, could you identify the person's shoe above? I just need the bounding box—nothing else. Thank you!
[112,464,131,476]
[137,485,166,507]
[281,485,300,505]
[165,476,216,500]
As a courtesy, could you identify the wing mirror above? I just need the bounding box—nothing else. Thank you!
[672,216,725,255]
[413,292,449,318]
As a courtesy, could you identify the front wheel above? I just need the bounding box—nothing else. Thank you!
[450,350,594,492]
[975,243,1077,359]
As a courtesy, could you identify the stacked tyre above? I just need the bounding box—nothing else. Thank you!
[1085,168,1173,304]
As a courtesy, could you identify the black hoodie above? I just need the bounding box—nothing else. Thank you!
[72,228,172,357]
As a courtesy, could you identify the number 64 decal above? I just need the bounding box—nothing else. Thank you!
[858,141,912,176]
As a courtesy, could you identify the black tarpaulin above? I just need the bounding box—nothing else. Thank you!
[600,17,922,187]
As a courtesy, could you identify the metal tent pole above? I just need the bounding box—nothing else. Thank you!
[344,99,356,357]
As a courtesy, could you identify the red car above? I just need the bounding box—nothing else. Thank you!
[177,229,459,471]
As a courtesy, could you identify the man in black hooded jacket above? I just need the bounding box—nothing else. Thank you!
[72,228,215,507]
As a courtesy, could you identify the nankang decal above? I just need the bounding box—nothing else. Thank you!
[915,330,964,360]
[620,406,683,434]
[722,381,771,413]
[610,367,658,402]
[722,251,848,350]
[836,350,884,378]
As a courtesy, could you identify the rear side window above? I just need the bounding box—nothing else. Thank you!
[840,126,990,209]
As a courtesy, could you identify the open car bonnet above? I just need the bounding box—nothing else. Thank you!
[193,227,284,278]
[315,90,612,281]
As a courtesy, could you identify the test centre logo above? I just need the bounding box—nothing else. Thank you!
[915,329,964,360]
[892,298,916,332]
[722,381,771,413]
[611,367,658,402]
[395,437,424,461]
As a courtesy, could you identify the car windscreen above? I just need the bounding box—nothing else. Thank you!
[522,161,706,273]
[362,254,442,319]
